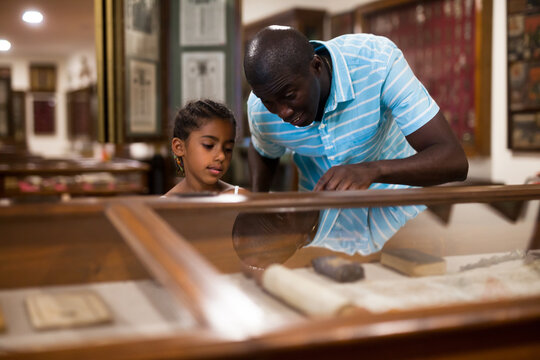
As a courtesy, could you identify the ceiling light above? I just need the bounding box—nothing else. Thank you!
[0,39,11,52]
[22,10,43,24]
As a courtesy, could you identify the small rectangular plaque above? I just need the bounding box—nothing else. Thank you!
[26,291,112,330]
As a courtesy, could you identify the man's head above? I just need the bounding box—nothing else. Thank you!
[244,26,330,127]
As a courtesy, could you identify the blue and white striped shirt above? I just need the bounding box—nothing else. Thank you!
[247,34,440,255]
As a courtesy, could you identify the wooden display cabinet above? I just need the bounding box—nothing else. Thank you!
[0,157,150,198]
[0,184,540,358]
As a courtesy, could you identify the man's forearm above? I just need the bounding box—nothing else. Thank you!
[372,142,468,186]
[374,111,468,186]
[248,143,280,192]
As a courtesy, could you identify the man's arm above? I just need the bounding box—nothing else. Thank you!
[248,142,280,192]
[313,111,468,191]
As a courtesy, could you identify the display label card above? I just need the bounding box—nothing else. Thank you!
[26,291,112,330]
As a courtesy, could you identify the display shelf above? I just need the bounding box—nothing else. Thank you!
[0,157,149,198]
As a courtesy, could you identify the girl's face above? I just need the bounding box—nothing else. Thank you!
[173,117,235,191]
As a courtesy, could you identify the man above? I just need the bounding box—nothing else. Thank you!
[243,26,468,256]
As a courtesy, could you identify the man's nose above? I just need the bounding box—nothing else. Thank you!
[276,104,293,120]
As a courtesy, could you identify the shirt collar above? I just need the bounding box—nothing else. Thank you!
[311,40,355,113]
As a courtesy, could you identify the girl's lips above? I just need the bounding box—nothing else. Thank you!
[207,167,223,175]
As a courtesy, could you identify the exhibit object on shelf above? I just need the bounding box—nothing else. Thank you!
[25,291,112,330]
[381,248,447,277]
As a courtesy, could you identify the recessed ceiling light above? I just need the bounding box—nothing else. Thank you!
[0,39,11,51]
[22,10,43,24]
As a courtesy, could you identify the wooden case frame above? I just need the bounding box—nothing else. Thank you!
[1,184,540,359]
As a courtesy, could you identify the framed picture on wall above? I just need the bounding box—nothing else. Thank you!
[29,64,56,92]
[510,112,540,150]
[127,59,157,134]
[95,0,167,143]
[180,0,226,46]
[124,0,160,60]
[507,0,540,151]
[33,93,55,135]
[122,0,164,140]
[181,52,225,105]
[11,91,26,144]
[67,86,95,140]
[0,74,10,138]
[356,0,493,156]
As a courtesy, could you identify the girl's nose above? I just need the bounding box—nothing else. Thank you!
[215,148,225,161]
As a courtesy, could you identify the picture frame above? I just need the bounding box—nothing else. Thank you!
[96,0,167,143]
[0,70,10,138]
[180,0,227,46]
[355,0,493,156]
[122,0,165,142]
[29,64,56,92]
[181,51,225,105]
[507,0,540,151]
[127,59,157,135]
[32,93,55,135]
[510,112,540,150]
[11,91,26,144]
[67,86,96,140]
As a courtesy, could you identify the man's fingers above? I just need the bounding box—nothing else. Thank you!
[314,172,332,191]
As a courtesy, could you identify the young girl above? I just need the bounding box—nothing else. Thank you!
[164,99,247,196]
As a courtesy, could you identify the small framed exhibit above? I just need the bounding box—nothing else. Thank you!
[127,59,157,135]
[32,93,56,135]
[355,0,493,156]
[122,0,165,141]
[181,52,225,104]
[29,64,56,92]
[67,86,96,140]
[180,0,227,46]
[0,69,10,138]
[11,91,26,144]
[95,0,167,143]
[507,0,540,151]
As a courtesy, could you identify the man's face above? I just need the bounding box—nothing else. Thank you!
[252,64,322,127]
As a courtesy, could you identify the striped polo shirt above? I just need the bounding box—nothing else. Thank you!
[247,34,440,255]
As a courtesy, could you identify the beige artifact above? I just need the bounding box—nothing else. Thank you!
[25,290,112,330]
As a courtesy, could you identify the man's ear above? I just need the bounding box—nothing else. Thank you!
[172,137,185,157]
[311,55,324,75]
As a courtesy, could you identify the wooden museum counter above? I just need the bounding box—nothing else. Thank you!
[0,184,539,359]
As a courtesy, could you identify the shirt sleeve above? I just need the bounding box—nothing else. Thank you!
[380,45,440,136]
[247,92,286,159]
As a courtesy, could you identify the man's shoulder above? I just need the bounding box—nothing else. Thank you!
[247,92,279,125]
[247,92,267,114]
[325,33,397,62]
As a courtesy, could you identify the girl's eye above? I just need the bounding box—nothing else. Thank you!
[225,147,233,153]
[202,144,213,149]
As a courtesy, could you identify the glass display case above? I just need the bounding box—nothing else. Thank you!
[0,184,539,359]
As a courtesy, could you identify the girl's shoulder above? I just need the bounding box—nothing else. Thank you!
[219,181,250,195]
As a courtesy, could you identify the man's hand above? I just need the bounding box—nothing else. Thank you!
[314,112,468,191]
[313,163,380,191]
